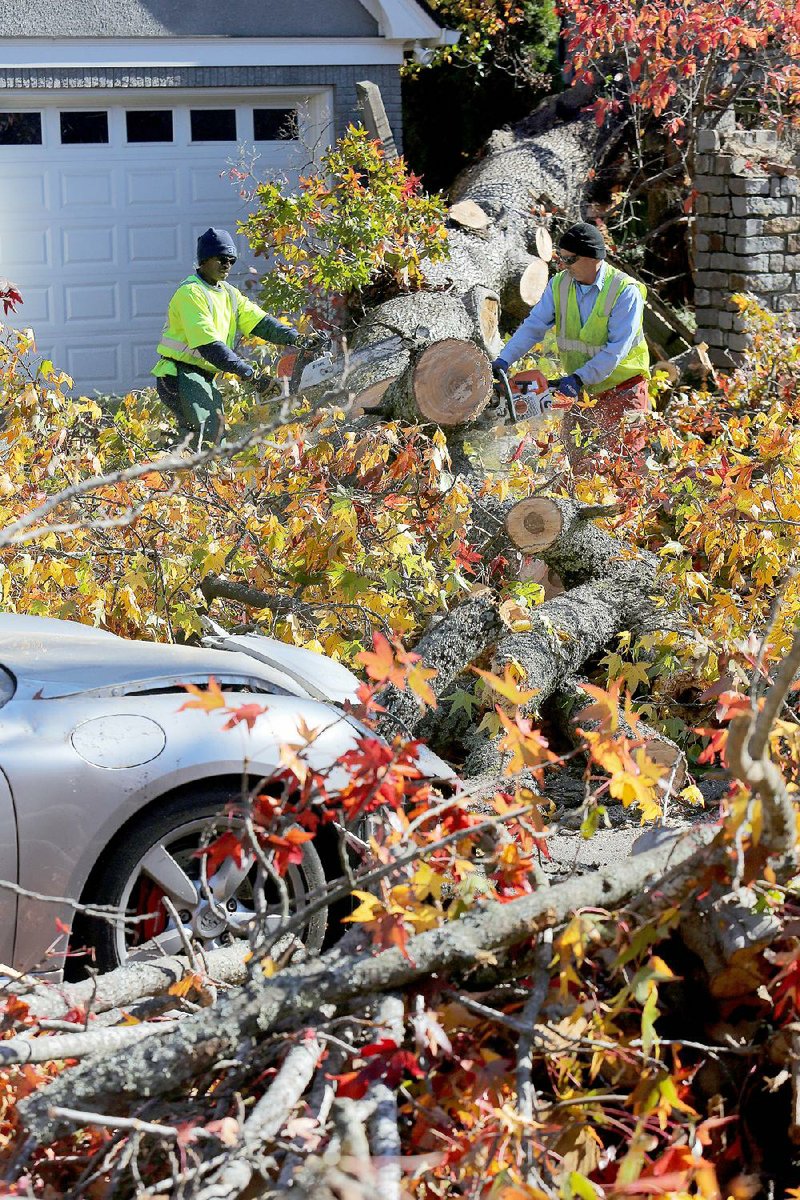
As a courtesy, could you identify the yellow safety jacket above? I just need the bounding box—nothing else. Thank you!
[553,267,650,395]
[152,274,272,378]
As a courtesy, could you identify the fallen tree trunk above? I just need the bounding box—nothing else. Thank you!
[18,825,717,1143]
[463,573,664,780]
[377,589,503,738]
[300,91,604,408]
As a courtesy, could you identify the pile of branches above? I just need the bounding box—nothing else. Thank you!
[1,630,800,1197]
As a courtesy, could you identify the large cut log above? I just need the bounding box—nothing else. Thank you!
[382,339,493,426]
[463,574,664,780]
[504,496,659,588]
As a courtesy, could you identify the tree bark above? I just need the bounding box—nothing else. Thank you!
[377,589,502,738]
[463,575,663,780]
[504,496,659,588]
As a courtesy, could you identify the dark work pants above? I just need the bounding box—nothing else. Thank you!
[156,364,224,445]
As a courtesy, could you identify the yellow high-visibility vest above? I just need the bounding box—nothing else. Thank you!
[152,274,267,377]
[553,267,650,395]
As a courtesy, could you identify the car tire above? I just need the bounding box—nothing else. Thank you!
[75,786,328,974]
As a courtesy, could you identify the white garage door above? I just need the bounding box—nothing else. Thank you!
[0,92,326,395]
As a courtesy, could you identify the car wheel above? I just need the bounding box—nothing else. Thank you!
[79,787,327,973]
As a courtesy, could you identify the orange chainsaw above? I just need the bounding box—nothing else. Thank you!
[494,367,571,423]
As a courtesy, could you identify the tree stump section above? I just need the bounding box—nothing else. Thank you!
[504,496,660,588]
[386,339,493,426]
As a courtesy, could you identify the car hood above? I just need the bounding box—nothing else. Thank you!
[0,613,361,704]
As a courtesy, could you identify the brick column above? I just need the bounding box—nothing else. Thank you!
[693,129,800,367]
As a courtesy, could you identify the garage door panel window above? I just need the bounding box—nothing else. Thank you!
[253,108,298,142]
[0,113,42,146]
[60,111,109,145]
[190,109,236,142]
[126,110,174,144]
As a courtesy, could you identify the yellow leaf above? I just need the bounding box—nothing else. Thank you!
[473,663,537,706]
[342,890,385,924]
[408,661,438,708]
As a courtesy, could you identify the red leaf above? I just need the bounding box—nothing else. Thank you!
[222,701,268,731]
[198,831,245,876]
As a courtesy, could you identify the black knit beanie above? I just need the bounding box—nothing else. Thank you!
[196,228,238,264]
[558,222,607,260]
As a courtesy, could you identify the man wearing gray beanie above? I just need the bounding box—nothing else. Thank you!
[492,221,650,468]
[152,228,327,444]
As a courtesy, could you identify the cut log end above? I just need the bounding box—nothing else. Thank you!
[412,339,493,426]
[479,295,500,348]
[505,498,564,553]
[518,258,549,308]
[644,740,688,794]
[449,199,491,232]
[535,226,553,262]
[352,375,399,416]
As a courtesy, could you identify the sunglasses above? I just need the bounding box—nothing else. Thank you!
[216,256,236,266]
[557,252,579,265]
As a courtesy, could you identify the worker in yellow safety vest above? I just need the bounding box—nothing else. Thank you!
[492,221,650,468]
[152,228,326,444]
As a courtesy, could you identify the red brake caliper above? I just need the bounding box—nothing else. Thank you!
[135,879,169,945]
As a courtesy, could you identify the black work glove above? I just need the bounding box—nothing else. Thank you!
[491,358,510,380]
[552,373,583,399]
[296,330,331,355]
[252,370,282,398]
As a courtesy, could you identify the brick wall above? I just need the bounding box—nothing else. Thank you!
[694,128,800,367]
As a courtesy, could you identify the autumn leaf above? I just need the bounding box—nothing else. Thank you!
[222,701,268,731]
[407,661,437,707]
[473,662,538,706]
[358,631,416,689]
[198,831,245,876]
[178,676,226,713]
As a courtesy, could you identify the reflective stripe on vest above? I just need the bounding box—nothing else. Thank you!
[156,277,241,371]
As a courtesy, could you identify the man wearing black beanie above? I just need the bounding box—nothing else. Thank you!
[152,228,327,444]
[492,221,650,468]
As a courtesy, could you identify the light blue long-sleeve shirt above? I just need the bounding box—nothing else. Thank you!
[499,261,644,387]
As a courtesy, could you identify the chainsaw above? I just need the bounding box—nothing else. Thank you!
[493,367,570,424]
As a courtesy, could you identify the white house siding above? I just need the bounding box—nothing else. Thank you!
[0,65,404,395]
[0,0,448,394]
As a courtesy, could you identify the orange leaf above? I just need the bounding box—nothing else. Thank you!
[178,676,226,713]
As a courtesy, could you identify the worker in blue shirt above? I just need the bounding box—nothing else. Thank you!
[493,222,650,467]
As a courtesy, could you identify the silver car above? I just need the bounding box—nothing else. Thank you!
[0,614,453,977]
